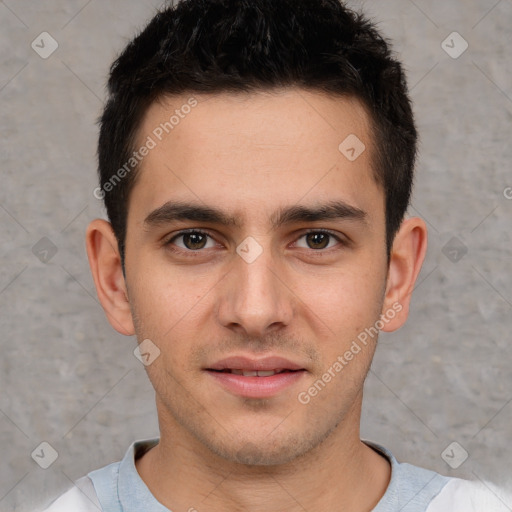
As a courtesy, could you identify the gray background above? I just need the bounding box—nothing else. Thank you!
[1,0,511,510]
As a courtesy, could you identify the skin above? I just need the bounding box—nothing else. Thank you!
[86,88,427,511]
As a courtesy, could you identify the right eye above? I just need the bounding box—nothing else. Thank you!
[166,230,217,251]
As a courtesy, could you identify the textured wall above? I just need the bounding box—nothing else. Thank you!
[0,0,511,510]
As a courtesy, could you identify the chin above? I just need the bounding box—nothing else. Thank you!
[223,442,304,466]
[205,428,329,467]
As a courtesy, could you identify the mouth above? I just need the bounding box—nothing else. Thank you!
[207,368,302,377]
[204,355,307,398]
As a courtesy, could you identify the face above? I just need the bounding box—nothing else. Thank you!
[120,88,394,465]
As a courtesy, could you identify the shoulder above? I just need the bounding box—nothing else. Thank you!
[427,477,512,512]
[363,440,512,511]
[40,438,158,512]
[41,476,102,512]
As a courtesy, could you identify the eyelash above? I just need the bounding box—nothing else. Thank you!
[164,229,346,254]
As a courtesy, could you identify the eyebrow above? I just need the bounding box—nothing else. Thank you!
[143,199,367,230]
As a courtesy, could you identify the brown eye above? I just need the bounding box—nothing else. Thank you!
[167,231,215,251]
[182,232,208,250]
[305,232,330,249]
[295,231,341,250]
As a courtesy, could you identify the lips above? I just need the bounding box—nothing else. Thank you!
[204,355,307,398]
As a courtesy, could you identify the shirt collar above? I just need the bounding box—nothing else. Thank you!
[117,437,400,511]
[118,438,167,512]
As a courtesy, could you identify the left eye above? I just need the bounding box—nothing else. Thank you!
[295,231,340,250]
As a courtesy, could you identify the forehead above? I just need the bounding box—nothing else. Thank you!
[130,88,383,226]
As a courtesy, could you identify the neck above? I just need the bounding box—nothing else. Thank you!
[136,399,391,512]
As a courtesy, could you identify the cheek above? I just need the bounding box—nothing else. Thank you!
[128,271,201,383]
[292,264,385,335]
[128,259,218,343]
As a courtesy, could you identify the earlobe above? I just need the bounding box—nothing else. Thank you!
[380,217,428,332]
[85,219,135,336]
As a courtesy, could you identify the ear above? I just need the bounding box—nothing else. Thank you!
[85,219,135,336]
[380,217,428,332]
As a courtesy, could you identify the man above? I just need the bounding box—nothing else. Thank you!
[42,0,510,510]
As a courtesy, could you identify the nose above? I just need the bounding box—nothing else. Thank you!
[216,241,294,338]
